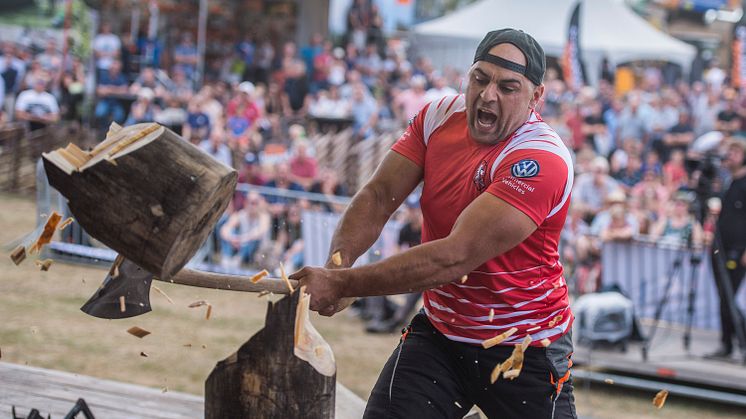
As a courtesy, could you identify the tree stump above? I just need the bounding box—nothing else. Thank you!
[42,123,236,279]
[205,292,336,419]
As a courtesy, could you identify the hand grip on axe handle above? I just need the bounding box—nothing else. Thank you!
[167,268,299,294]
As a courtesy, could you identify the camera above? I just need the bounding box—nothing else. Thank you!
[684,151,722,223]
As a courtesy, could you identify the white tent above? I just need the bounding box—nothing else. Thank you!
[411,0,697,85]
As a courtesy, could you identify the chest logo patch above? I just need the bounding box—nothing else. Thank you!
[511,159,540,178]
[473,160,488,192]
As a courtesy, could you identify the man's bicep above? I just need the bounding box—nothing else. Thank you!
[449,193,537,266]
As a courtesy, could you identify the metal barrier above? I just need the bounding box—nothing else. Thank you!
[601,239,746,330]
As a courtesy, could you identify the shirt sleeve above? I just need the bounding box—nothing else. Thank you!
[391,103,429,167]
[486,149,570,226]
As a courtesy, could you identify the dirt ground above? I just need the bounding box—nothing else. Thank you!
[1,193,745,419]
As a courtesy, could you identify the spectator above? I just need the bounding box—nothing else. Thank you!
[36,39,61,75]
[663,149,689,190]
[424,73,457,102]
[173,33,198,80]
[219,192,271,268]
[599,202,636,242]
[199,128,233,168]
[309,167,348,213]
[182,97,211,144]
[265,162,306,237]
[282,61,309,118]
[659,110,695,160]
[155,96,187,134]
[94,59,129,126]
[129,67,167,99]
[350,83,378,139]
[15,77,59,131]
[275,202,305,272]
[289,139,318,189]
[393,74,428,123]
[226,81,261,134]
[60,58,85,123]
[573,156,619,220]
[1,42,26,112]
[125,87,160,125]
[93,22,121,75]
[650,190,703,246]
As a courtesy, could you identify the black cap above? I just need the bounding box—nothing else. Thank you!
[473,28,546,86]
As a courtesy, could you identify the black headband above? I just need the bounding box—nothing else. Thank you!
[477,53,527,77]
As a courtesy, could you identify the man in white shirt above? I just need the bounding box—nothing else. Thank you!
[15,78,59,131]
[93,23,121,74]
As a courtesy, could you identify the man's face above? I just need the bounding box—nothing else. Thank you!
[465,44,543,145]
[724,144,745,172]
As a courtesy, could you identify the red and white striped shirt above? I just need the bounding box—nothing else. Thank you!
[392,94,574,347]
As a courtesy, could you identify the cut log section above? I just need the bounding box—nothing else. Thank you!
[43,123,237,279]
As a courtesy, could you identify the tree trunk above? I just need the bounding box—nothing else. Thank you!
[205,292,336,419]
[43,123,236,279]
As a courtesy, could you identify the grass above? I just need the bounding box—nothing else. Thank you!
[1,192,745,418]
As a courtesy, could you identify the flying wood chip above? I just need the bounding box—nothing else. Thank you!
[57,217,74,231]
[34,259,53,271]
[482,327,518,349]
[152,285,174,304]
[127,326,151,338]
[540,338,551,347]
[140,351,149,357]
[188,300,208,308]
[460,275,468,283]
[279,262,295,294]
[488,308,494,322]
[10,245,26,265]
[249,269,269,283]
[29,212,62,254]
[109,254,125,278]
[120,296,126,313]
[331,251,342,266]
[653,389,669,409]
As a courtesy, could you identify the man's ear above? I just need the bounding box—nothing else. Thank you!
[530,83,545,109]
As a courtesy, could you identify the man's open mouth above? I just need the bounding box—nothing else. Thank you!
[476,108,497,130]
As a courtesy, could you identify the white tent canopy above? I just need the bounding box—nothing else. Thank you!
[411,0,697,85]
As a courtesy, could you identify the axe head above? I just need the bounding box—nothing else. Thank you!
[81,259,154,319]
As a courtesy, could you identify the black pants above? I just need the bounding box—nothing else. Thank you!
[364,313,577,419]
[711,248,746,351]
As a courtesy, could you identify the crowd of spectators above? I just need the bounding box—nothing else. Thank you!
[1,2,743,301]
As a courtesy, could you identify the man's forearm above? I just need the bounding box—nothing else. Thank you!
[338,238,468,297]
[328,186,394,267]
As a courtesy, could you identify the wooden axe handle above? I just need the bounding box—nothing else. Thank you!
[164,268,299,294]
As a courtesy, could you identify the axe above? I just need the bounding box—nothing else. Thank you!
[42,123,299,319]
[81,258,297,319]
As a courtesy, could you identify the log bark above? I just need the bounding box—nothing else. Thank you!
[205,292,336,419]
[43,123,236,279]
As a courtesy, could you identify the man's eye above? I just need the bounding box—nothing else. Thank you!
[501,86,517,93]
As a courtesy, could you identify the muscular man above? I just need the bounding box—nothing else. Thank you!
[291,29,576,418]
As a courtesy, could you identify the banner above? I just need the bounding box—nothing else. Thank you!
[562,1,587,90]
[731,10,746,90]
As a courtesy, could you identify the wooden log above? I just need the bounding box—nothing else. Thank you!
[205,292,335,419]
[42,123,237,279]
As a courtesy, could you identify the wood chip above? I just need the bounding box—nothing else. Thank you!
[10,245,26,265]
[490,362,502,383]
[161,387,168,393]
[488,308,494,322]
[454,401,462,408]
[460,275,468,283]
[152,285,174,304]
[35,259,53,271]
[30,212,62,254]
[188,300,208,308]
[548,315,563,328]
[249,269,269,283]
[331,251,342,266]
[150,204,164,217]
[257,290,270,298]
[540,338,551,347]
[127,326,150,338]
[502,369,521,380]
[109,254,125,278]
[140,351,149,357]
[183,343,192,348]
[205,304,212,320]
[482,327,518,349]
[604,378,614,385]
[119,296,126,313]
[201,344,207,349]
[279,262,295,294]
[57,217,74,231]
[653,389,669,409]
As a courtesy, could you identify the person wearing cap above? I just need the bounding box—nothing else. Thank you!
[291,29,576,417]
[708,137,746,359]
[227,81,262,130]
[124,87,159,126]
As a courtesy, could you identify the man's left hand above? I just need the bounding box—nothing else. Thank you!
[289,266,348,316]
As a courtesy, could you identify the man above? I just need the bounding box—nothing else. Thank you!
[708,137,746,359]
[291,29,576,418]
[94,59,129,126]
[93,22,121,75]
[15,77,59,131]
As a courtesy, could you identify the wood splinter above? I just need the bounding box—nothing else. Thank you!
[10,245,26,266]
[34,259,54,271]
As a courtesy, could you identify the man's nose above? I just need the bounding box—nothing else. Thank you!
[480,83,497,103]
